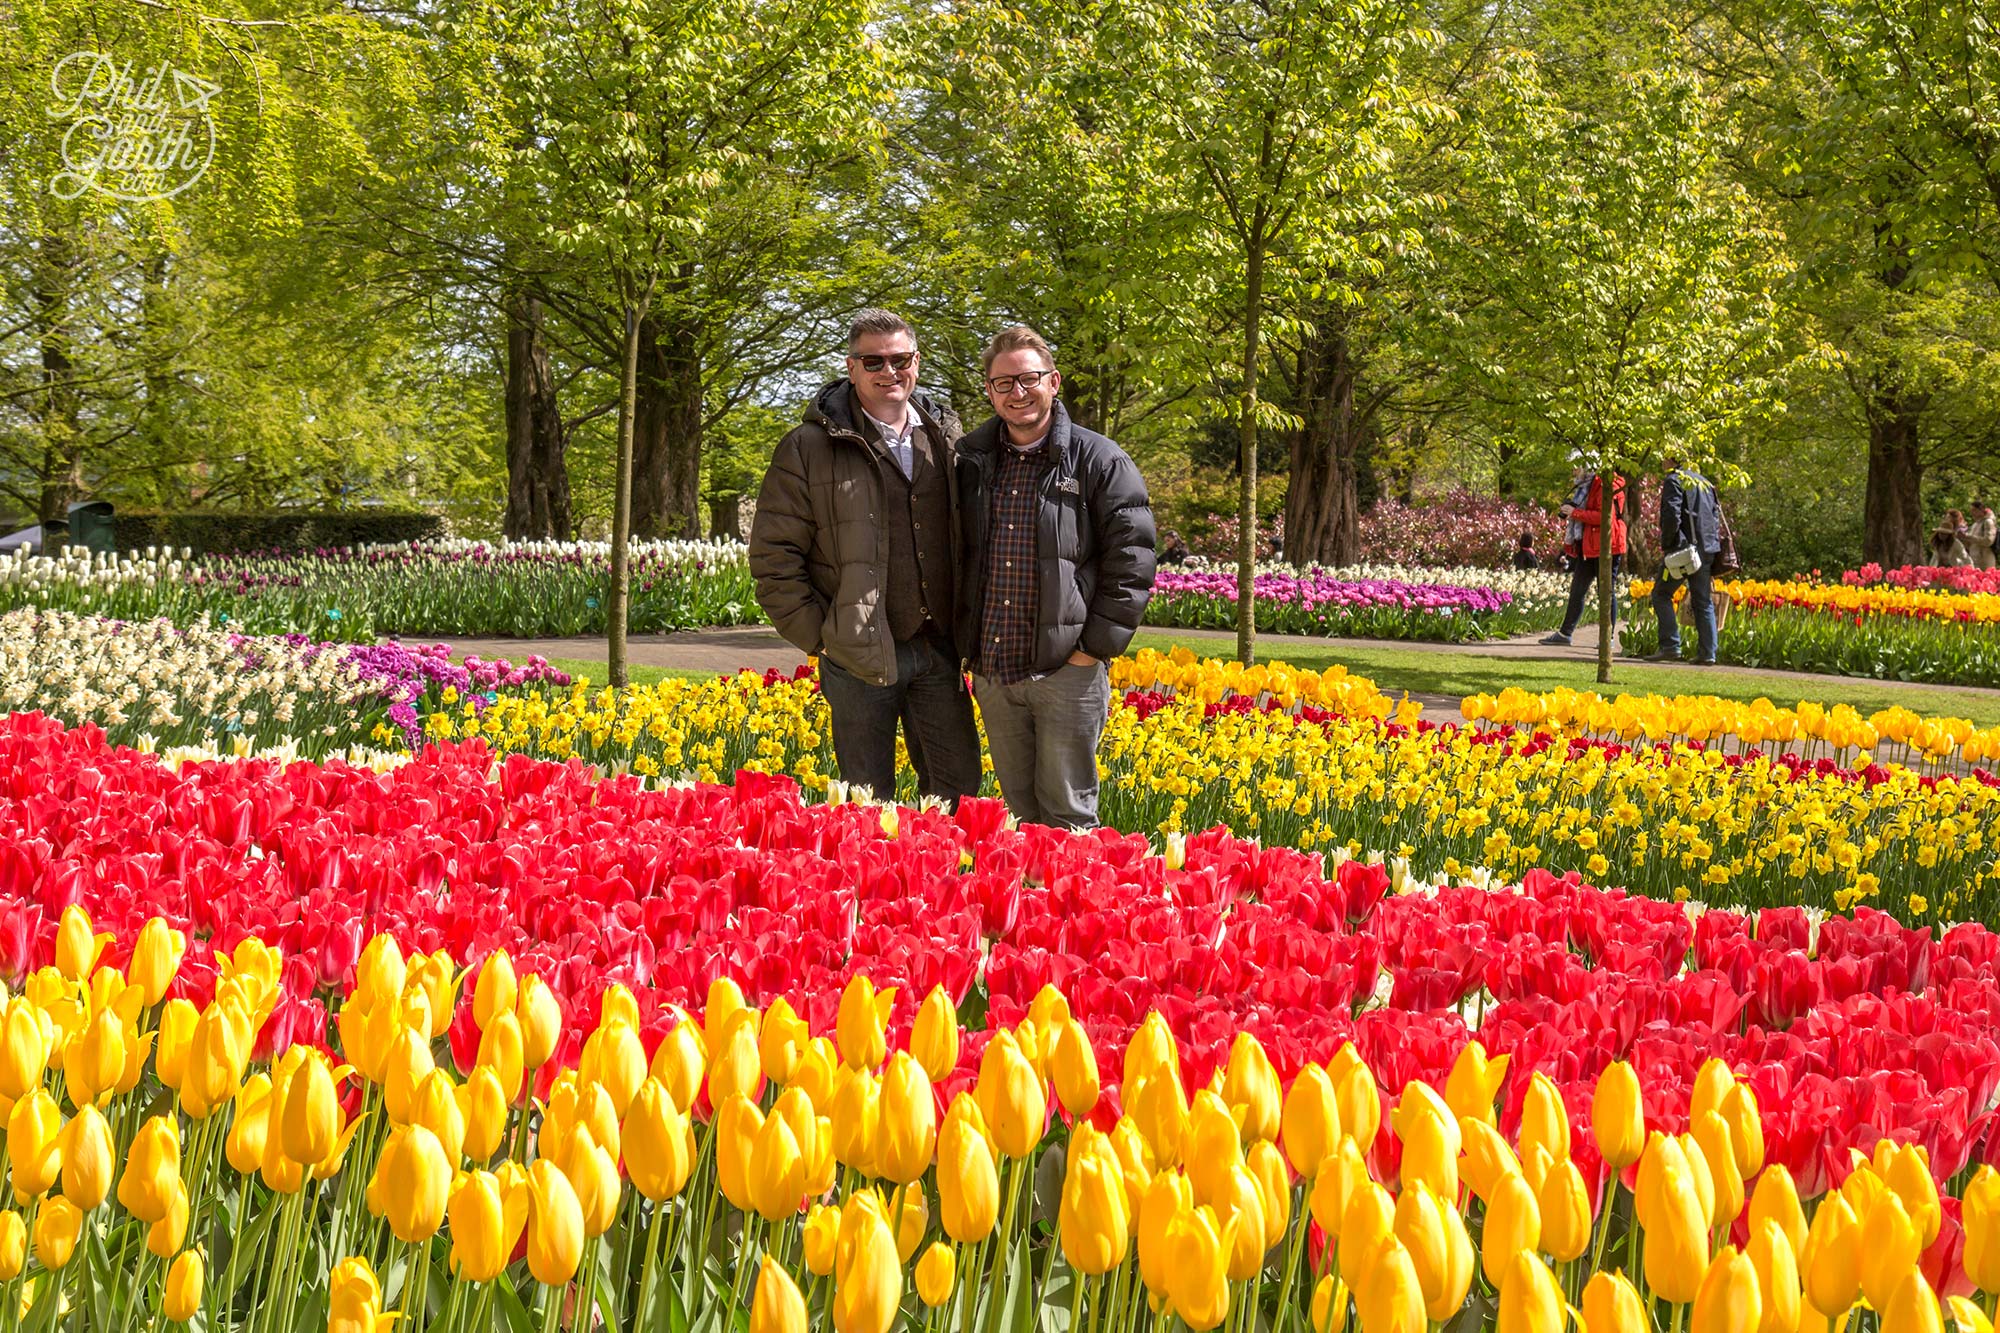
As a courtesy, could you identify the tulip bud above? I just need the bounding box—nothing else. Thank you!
[1248,1139,1290,1249]
[1750,1164,1808,1266]
[1138,1169,1193,1297]
[877,1052,938,1186]
[651,1020,706,1114]
[1186,1091,1245,1207]
[625,1079,694,1202]
[474,951,517,1031]
[1357,1235,1427,1333]
[35,1194,81,1269]
[1641,1135,1711,1306]
[1221,1031,1281,1144]
[515,975,562,1070]
[579,1017,648,1121]
[1108,1118,1155,1206]
[1748,1217,1802,1333]
[56,905,111,982]
[1051,1020,1100,1120]
[147,1177,188,1257]
[1859,1192,1923,1312]
[916,1241,955,1308]
[118,1114,182,1223]
[280,1054,341,1168]
[1583,1271,1647,1333]
[1061,1138,1131,1275]
[975,1029,1045,1159]
[1129,1066,1190,1169]
[1309,1135,1371,1242]
[372,1124,451,1242]
[1593,1061,1646,1170]
[57,1103,112,1210]
[1967,1167,2000,1295]
[1692,1111,1745,1229]
[1537,1157,1591,1263]
[749,1114,806,1222]
[828,1066,879,1177]
[524,1158,584,1284]
[130,918,188,1008]
[707,1009,765,1108]
[153,998,196,1091]
[1395,1183,1473,1323]
[1395,1090,1458,1204]
[803,1203,839,1276]
[66,1007,126,1108]
[0,998,52,1101]
[759,998,810,1087]
[894,1185,927,1264]
[382,1026,435,1125]
[1802,1190,1860,1317]
[565,1127,622,1238]
[1123,1012,1180,1095]
[717,1095,765,1211]
[1519,1072,1571,1168]
[0,1212,21,1282]
[835,975,896,1073]
[831,1191,902,1333]
[1313,1275,1349,1333]
[752,1255,808,1333]
[1498,1250,1564,1333]
[1334,1052,1381,1154]
[1882,1271,1945,1333]
[329,1256,386,1333]
[357,935,407,1006]
[1282,1063,1342,1179]
[1692,1245,1764,1333]
[1885,1143,1942,1250]
[8,1089,62,1201]
[909,986,959,1085]
[411,1067,467,1165]
[1721,1083,1765,1178]
[1482,1168,1542,1286]
[163,1248,203,1322]
[1460,1117,1523,1204]
[1338,1182,1397,1295]
[1444,1041,1509,1128]
[1692,1057,1737,1123]
[446,1170,509,1281]
[1165,1205,1233,1332]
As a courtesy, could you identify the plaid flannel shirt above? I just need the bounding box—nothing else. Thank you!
[976,441,1048,684]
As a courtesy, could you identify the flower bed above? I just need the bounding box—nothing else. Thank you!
[1626,578,2000,688]
[1145,569,1523,641]
[1847,563,2000,593]
[0,713,1995,1332]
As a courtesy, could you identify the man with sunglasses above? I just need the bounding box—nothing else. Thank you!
[750,309,981,806]
[956,325,1156,830]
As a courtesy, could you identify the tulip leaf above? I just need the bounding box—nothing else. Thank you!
[1038,1266,1075,1333]
[955,985,989,1033]
[1001,1230,1036,1333]
[490,1273,538,1333]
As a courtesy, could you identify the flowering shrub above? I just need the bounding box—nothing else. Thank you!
[1357,490,1570,569]
[0,712,1997,1333]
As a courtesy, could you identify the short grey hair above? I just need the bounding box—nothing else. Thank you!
[847,309,916,352]
[980,324,1057,373]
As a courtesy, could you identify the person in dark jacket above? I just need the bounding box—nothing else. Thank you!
[1512,530,1540,570]
[748,309,981,806]
[1649,459,1723,664]
[956,325,1156,830]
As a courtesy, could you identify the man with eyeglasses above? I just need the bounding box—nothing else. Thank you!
[749,308,981,807]
[955,325,1156,830]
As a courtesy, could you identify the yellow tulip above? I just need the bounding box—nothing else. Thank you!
[130,917,187,1007]
[1539,1157,1592,1263]
[163,1248,203,1322]
[909,986,959,1084]
[356,935,406,1007]
[1461,1117,1523,1203]
[453,1066,506,1163]
[1749,1164,1808,1265]
[1109,1118,1156,1208]
[1721,1084,1765,1177]
[1312,1275,1349,1333]
[1882,1271,1945,1333]
[0,998,52,1100]
[749,1114,806,1222]
[1642,1135,1711,1306]
[717,1094,765,1212]
[524,1158,584,1284]
[1443,1041,1509,1127]
[803,1203,839,1276]
[55,904,111,981]
[625,1079,694,1202]
[1309,1136,1371,1242]
[1885,1143,1942,1249]
[1395,1183,1471,1323]
[372,1124,451,1243]
[154,998,196,1091]
[281,1054,341,1168]
[328,1256,386,1333]
[706,1009,765,1108]
[894,1181,927,1263]
[1338,1181,1397,1294]
[1214,1162,1268,1282]
[938,1106,999,1244]
[473,950,517,1030]
[651,1020,707,1114]
[515,975,563,1070]
[581,1017,648,1118]
[1519,1071,1571,1168]
[1164,1206,1233,1332]
[65,1007,125,1107]
[751,1256,808,1333]
[1692,1058,1736,1123]
[759,998,810,1086]
[1970,1167,2000,1294]
[8,1089,62,1202]
[1498,1250,1564,1333]
[975,1028,1045,1159]
[448,1170,510,1281]
[58,1104,112,1210]
[1123,1013,1179,1099]
[1692,1111,1746,1228]
[1482,1169,1542,1286]
[1051,1020,1100,1119]
[1859,1192,1923,1312]
[1802,1190,1860,1317]
[1692,1245,1763,1333]
[1582,1272,1647,1333]
[147,1177,188,1257]
[33,1195,80,1269]
[915,1241,956,1307]
[877,1052,937,1186]
[1221,1031,1281,1144]
[1747,1217,1802,1333]
[1185,1091,1245,1206]
[1356,1236,1427,1333]
[1334,1054,1381,1153]
[118,1114,181,1223]
[835,974,896,1073]
[1594,1061,1646,1170]
[381,1026,435,1125]
[1282,1063,1342,1179]
[1395,1092,1458,1204]
[410,1068,467,1165]
[1129,1066,1190,1169]
[1248,1139,1290,1250]
[828,1067,879,1177]
[831,1192,902,1333]
[1138,1169,1193,1297]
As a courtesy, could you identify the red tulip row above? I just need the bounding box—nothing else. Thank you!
[2,713,1996,1233]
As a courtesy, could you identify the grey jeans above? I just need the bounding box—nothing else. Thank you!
[972,660,1111,830]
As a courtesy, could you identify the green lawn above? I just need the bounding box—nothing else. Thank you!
[1130,631,2000,725]
[543,658,709,687]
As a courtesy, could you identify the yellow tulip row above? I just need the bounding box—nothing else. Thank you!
[1108,648,1411,721]
[1461,687,2000,767]
[3,900,1998,1333]
[1636,577,2000,627]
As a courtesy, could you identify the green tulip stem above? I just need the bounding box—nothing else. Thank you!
[1069,1262,1085,1333]
[1589,1177,1617,1288]
[636,1198,665,1331]
[1271,1182,1309,1333]
[406,1236,431,1333]
[983,1154,1029,1333]
[1671,1300,1686,1333]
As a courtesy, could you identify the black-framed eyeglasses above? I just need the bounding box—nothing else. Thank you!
[849,352,916,372]
[986,369,1056,395]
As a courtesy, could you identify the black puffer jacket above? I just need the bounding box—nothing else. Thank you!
[954,401,1156,673]
[749,381,962,686]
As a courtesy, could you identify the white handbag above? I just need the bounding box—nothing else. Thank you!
[1662,544,1702,579]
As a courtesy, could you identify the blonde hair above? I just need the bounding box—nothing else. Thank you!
[980,325,1056,373]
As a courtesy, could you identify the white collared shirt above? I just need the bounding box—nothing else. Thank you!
[865,406,917,479]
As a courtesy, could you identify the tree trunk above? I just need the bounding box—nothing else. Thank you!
[1282,306,1371,568]
[708,494,741,540]
[633,313,703,541]
[1597,466,1616,685]
[1862,379,1925,568]
[608,298,643,688]
[1237,235,1265,665]
[35,231,81,552]
[503,284,573,541]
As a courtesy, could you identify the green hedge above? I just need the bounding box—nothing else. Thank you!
[113,511,447,555]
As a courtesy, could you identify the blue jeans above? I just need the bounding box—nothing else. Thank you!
[1651,550,1718,660]
[817,630,982,806]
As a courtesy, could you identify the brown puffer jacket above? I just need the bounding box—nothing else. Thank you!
[749,380,963,686]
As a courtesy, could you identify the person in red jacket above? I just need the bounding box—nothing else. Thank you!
[1541,469,1628,646]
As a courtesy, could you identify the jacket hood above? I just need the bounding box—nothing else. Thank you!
[804,380,955,438]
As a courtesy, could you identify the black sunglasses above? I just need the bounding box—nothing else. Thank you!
[849,352,916,372]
